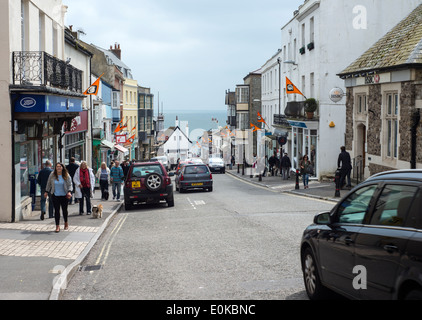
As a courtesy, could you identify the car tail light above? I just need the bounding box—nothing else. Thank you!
[210,173,213,180]
[180,174,184,181]
[165,177,171,185]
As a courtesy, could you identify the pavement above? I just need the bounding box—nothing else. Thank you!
[0,191,123,300]
[0,169,352,301]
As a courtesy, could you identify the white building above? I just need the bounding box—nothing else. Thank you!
[0,0,91,222]
[275,0,422,179]
[158,120,192,168]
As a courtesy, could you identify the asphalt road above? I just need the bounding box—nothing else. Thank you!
[61,173,334,300]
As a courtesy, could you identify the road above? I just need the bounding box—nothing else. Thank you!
[62,172,334,300]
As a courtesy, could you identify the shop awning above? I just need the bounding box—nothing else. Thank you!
[101,140,115,149]
[114,144,128,153]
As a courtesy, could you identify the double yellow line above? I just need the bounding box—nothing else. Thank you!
[95,214,128,266]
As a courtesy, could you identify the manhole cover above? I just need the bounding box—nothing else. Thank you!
[78,265,103,272]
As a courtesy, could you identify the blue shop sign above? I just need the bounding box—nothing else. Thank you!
[287,121,307,129]
[13,94,83,113]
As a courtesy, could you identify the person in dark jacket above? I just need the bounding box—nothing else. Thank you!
[338,146,352,189]
[66,157,79,204]
[37,160,54,220]
[268,153,276,176]
[281,153,292,180]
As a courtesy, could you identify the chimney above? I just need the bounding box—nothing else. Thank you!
[110,43,121,60]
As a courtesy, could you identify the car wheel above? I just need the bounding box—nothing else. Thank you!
[124,201,132,211]
[208,187,213,192]
[167,197,174,207]
[301,247,329,300]
[404,289,422,300]
[145,173,163,192]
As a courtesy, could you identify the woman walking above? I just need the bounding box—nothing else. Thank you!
[73,161,95,215]
[96,162,110,200]
[45,163,73,233]
[300,155,312,189]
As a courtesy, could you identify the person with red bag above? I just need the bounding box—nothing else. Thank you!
[73,161,96,216]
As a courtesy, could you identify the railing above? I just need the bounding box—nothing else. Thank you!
[353,155,364,185]
[12,51,83,93]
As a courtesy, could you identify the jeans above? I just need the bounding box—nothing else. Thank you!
[112,182,121,200]
[40,188,54,218]
[52,194,69,226]
[79,187,91,214]
[282,167,290,180]
[302,174,309,187]
[340,168,352,188]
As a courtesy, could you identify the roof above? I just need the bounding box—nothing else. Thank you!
[91,44,133,79]
[367,169,422,182]
[339,4,422,76]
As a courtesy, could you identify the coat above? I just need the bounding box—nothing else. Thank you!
[45,172,73,195]
[73,167,95,199]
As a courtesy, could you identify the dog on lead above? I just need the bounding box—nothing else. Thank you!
[92,204,103,218]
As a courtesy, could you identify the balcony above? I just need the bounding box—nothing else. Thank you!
[12,51,83,94]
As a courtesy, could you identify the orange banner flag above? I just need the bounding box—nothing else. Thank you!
[257,112,268,127]
[83,73,104,96]
[250,123,260,132]
[286,77,305,97]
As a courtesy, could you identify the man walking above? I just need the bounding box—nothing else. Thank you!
[37,160,54,220]
[281,153,292,180]
[110,160,125,201]
[338,146,352,189]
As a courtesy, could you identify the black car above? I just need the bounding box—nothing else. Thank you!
[175,164,213,192]
[301,169,422,300]
[124,161,174,210]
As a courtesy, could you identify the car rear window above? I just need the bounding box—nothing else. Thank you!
[184,165,209,174]
[131,165,163,178]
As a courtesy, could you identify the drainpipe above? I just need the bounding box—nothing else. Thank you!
[411,109,420,169]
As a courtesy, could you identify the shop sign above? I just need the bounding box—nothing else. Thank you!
[329,87,345,103]
[287,121,307,129]
[116,135,126,144]
[13,94,83,113]
[64,111,88,133]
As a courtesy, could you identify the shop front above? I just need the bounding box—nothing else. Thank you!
[64,110,88,165]
[12,93,83,221]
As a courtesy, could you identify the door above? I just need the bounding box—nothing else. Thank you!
[317,184,378,297]
[355,184,419,299]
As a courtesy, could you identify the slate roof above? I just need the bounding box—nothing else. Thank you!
[339,4,422,76]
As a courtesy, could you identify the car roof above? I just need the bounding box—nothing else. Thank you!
[132,161,161,166]
[366,169,422,182]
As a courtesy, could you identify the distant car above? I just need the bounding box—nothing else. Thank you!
[150,156,170,172]
[186,158,203,164]
[124,161,174,210]
[208,157,225,173]
[175,160,193,175]
[301,169,422,300]
[175,164,213,192]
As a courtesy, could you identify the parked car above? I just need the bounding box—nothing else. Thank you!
[150,156,170,172]
[123,161,174,210]
[300,169,422,300]
[186,158,203,164]
[207,157,225,173]
[175,164,213,192]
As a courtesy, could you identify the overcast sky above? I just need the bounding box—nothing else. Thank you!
[64,0,305,111]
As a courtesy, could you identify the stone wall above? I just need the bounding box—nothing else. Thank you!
[345,88,354,150]
[367,84,382,156]
[369,163,395,176]
[399,82,415,162]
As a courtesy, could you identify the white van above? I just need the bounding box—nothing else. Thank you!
[151,156,170,172]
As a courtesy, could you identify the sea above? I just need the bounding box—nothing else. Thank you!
[163,109,228,138]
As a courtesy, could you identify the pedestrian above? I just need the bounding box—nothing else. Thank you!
[96,162,110,200]
[110,160,124,201]
[268,153,276,176]
[281,153,292,180]
[37,160,54,220]
[300,155,312,189]
[66,157,79,204]
[121,160,130,179]
[73,161,95,215]
[45,163,73,233]
[338,146,352,189]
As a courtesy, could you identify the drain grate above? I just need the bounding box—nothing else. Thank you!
[78,265,103,272]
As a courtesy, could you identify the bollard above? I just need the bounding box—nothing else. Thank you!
[334,169,341,197]
[237,164,240,174]
[259,173,262,181]
[295,169,300,190]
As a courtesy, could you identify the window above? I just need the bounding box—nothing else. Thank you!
[337,185,377,224]
[370,185,418,227]
[132,165,163,178]
[310,17,315,43]
[356,94,367,114]
[385,93,399,158]
[302,23,306,47]
[236,87,249,104]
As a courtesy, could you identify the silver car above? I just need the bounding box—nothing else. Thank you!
[207,157,225,173]
[175,164,213,192]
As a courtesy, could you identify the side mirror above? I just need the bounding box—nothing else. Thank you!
[313,211,331,225]
[168,172,175,177]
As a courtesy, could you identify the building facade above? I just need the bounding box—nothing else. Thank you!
[277,0,422,179]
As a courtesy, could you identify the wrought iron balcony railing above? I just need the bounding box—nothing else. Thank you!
[12,51,83,93]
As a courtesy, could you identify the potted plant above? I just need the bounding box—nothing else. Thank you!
[305,98,318,119]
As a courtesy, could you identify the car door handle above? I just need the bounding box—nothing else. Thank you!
[383,245,398,253]
[344,237,354,245]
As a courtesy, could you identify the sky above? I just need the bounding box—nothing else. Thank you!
[64,0,305,111]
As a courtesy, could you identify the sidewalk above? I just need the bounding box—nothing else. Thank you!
[0,191,123,300]
[226,168,352,203]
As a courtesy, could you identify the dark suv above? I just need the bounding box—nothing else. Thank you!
[124,161,174,210]
[301,170,422,300]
